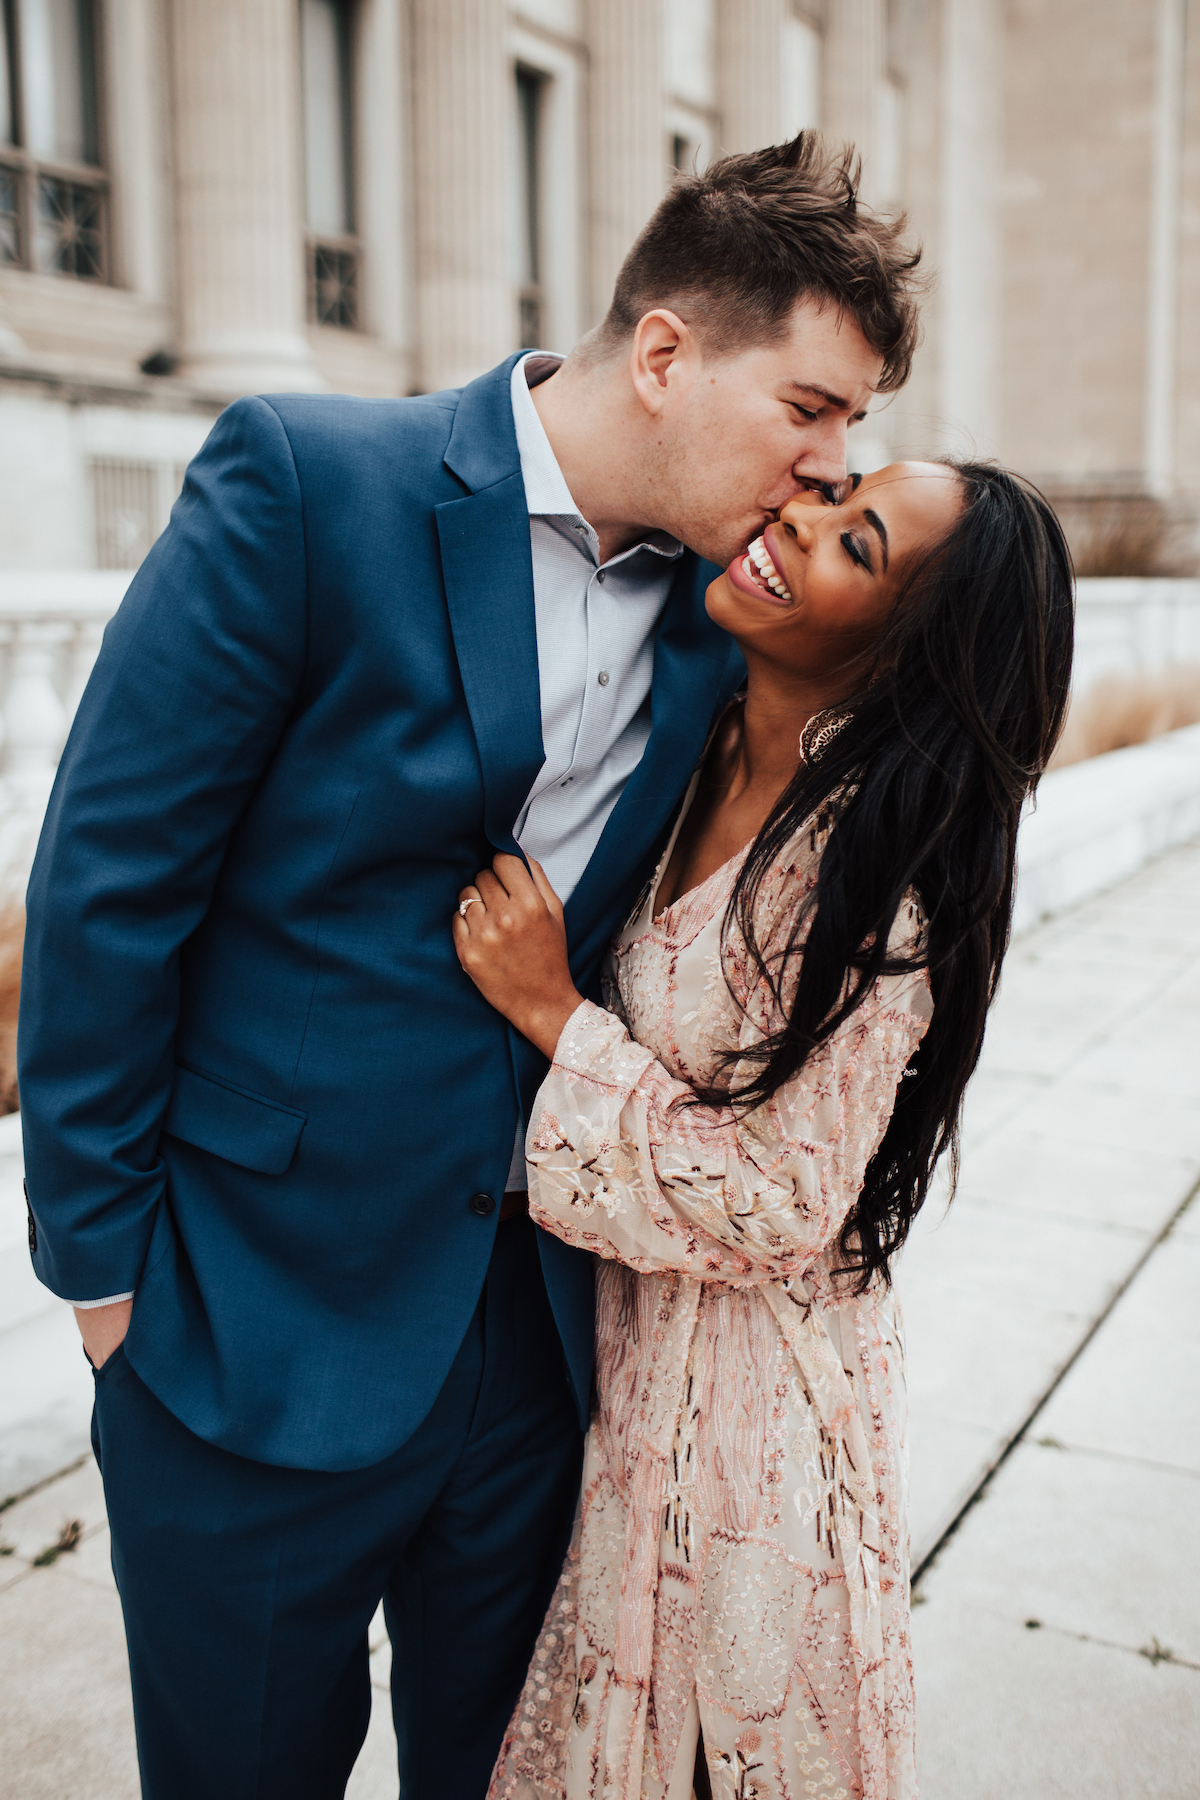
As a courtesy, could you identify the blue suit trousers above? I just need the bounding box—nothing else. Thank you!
[90,1218,583,1799]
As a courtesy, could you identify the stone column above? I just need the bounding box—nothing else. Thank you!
[411,0,511,393]
[822,0,886,196]
[717,0,787,155]
[1144,0,1187,497]
[584,0,665,329]
[169,0,322,398]
[936,0,1002,454]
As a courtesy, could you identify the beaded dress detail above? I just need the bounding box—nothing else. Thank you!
[489,779,932,1800]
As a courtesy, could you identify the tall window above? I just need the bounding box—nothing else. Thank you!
[781,8,821,138]
[514,64,544,348]
[0,0,106,280]
[300,0,359,329]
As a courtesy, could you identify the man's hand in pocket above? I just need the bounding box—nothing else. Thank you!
[75,1299,133,1370]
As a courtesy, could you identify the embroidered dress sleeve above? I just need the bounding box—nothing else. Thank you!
[526,906,933,1283]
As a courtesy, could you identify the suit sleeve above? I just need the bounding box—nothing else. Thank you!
[18,396,310,1304]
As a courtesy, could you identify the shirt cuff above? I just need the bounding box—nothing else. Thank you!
[66,1292,135,1309]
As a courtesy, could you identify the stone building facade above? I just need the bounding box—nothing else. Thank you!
[0,0,1196,572]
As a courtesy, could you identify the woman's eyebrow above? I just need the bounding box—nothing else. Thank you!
[863,508,889,570]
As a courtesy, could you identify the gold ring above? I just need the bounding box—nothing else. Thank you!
[458,897,483,918]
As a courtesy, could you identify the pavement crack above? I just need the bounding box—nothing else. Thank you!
[0,1452,90,1516]
[1032,1437,1200,1481]
[1019,1616,1200,1673]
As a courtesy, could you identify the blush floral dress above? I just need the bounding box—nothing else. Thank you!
[489,781,932,1800]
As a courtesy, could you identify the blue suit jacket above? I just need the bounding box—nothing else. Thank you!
[18,355,742,1470]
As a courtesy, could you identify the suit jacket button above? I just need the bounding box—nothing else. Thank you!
[468,1192,496,1218]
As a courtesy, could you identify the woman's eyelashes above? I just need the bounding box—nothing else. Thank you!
[841,530,874,575]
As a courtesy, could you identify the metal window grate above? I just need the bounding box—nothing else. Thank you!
[0,0,108,283]
[519,289,542,350]
[92,460,183,571]
[0,162,19,265]
[307,238,359,329]
[514,65,545,349]
[34,173,106,279]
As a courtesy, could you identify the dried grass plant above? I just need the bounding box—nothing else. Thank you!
[1068,499,1197,578]
[0,906,21,1114]
[1050,665,1200,768]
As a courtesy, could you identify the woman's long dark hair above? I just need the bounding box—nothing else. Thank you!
[711,463,1075,1288]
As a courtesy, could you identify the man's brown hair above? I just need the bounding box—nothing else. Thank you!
[599,133,922,392]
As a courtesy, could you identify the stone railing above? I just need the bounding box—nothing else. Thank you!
[0,573,129,801]
[1073,575,1200,693]
[1012,719,1200,934]
[0,573,130,899]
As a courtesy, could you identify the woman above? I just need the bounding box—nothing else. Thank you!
[454,461,1074,1800]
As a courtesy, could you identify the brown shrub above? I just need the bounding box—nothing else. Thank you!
[1054,495,1197,578]
[0,906,21,1114]
[1051,666,1200,768]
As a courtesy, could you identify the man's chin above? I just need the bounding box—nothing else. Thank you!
[687,532,756,572]
[671,505,772,570]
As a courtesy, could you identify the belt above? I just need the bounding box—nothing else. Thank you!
[500,1189,530,1223]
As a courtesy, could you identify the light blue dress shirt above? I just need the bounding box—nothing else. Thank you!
[505,353,684,1185]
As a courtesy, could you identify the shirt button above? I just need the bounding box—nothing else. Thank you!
[596,569,606,583]
[597,670,610,687]
[468,1192,495,1218]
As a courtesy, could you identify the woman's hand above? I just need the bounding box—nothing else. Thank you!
[453,854,583,1059]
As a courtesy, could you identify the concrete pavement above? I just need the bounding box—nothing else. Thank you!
[910,1199,1200,1799]
[900,834,1200,1799]
[1,834,1198,1797]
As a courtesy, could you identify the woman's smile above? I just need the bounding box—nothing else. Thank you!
[725,529,797,607]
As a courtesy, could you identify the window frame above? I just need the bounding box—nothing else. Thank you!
[506,25,583,357]
[514,60,546,349]
[300,0,363,333]
[0,0,110,284]
[664,100,714,187]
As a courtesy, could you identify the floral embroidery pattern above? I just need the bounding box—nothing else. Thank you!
[490,806,931,1800]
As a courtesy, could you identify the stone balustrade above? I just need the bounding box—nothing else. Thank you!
[0,573,130,899]
[1073,575,1200,693]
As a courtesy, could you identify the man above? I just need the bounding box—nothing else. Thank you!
[19,135,919,1798]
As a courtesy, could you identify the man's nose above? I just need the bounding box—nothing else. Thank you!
[792,414,850,487]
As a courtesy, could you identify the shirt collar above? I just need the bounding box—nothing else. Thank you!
[509,352,684,562]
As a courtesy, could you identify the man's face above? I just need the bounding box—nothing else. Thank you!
[648,298,884,569]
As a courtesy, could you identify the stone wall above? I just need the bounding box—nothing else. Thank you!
[0,0,1195,571]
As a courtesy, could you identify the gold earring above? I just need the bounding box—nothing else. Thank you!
[799,706,850,766]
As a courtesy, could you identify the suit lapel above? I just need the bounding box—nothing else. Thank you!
[437,356,544,854]
[437,480,543,853]
[564,555,744,975]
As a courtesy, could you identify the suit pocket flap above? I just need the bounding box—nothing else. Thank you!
[163,1064,307,1176]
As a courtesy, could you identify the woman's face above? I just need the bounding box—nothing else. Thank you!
[706,461,964,687]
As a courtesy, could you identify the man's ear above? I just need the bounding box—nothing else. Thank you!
[628,310,695,419]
